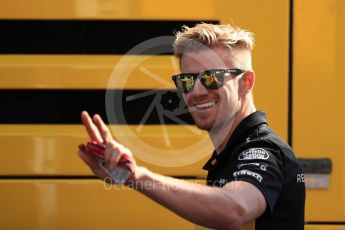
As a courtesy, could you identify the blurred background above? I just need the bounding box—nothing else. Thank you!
[0,0,344,229]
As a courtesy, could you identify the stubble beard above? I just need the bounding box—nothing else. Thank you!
[193,102,238,133]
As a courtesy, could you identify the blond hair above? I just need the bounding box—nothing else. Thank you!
[173,23,255,60]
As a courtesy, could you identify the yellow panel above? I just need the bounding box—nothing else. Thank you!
[0,55,177,89]
[0,1,291,228]
[0,0,290,177]
[0,1,289,138]
[0,179,204,229]
[0,0,289,139]
[213,0,290,141]
[0,0,216,20]
[305,225,345,230]
[294,0,345,221]
[5,179,336,230]
[0,125,211,176]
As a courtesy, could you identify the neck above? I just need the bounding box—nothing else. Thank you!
[210,99,256,154]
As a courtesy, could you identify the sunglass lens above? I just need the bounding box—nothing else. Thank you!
[201,71,223,89]
[179,75,195,93]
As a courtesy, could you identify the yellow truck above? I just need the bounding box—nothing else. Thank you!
[0,0,344,229]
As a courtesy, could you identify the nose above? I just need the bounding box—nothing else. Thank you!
[192,78,209,96]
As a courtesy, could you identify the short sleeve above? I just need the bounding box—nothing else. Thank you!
[231,147,283,212]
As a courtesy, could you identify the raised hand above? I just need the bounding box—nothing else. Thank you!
[77,111,137,183]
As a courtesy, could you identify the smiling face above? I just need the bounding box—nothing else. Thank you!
[180,45,244,131]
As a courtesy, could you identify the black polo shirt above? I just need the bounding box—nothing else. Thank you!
[203,111,305,230]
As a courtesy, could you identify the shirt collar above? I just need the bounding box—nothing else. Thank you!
[202,111,268,171]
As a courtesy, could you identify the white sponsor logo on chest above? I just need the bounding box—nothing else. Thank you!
[238,148,270,160]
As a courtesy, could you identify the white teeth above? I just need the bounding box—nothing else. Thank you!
[195,101,216,110]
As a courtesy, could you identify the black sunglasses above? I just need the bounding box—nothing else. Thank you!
[172,68,245,93]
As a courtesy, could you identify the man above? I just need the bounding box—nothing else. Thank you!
[78,23,305,230]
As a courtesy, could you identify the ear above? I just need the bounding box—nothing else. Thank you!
[241,70,255,93]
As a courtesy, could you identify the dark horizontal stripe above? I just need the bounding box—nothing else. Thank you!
[0,175,99,180]
[0,175,204,180]
[297,158,332,174]
[0,89,194,124]
[0,19,219,54]
[305,222,345,225]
